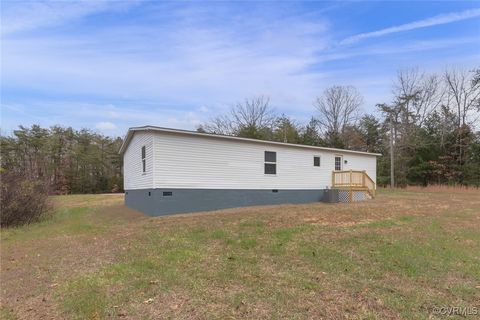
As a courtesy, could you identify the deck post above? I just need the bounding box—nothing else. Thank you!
[349,170,353,202]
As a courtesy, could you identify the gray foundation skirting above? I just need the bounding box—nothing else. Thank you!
[125,188,325,216]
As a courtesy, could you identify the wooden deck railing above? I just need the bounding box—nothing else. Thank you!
[332,170,376,198]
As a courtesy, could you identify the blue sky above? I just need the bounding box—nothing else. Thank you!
[1,1,479,137]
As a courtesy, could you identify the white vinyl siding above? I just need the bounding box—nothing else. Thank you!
[152,132,377,190]
[341,152,377,184]
[123,132,154,190]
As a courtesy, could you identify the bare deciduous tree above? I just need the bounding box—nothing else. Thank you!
[472,68,480,87]
[387,68,445,162]
[198,114,234,135]
[444,68,480,128]
[199,95,277,139]
[314,85,363,147]
[443,68,480,165]
[394,68,444,128]
[231,96,277,133]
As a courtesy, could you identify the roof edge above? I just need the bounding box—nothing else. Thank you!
[119,125,382,157]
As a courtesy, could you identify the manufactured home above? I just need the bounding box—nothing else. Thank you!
[119,126,380,216]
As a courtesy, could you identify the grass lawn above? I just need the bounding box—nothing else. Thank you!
[1,190,479,319]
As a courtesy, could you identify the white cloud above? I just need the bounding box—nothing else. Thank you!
[1,99,214,136]
[1,1,102,35]
[1,6,331,113]
[321,37,480,63]
[0,1,137,35]
[341,8,480,45]
[95,121,117,130]
[107,110,120,119]
[2,2,479,135]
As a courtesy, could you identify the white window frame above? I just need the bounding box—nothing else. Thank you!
[141,145,146,173]
[264,151,277,175]
[334,155,343,171]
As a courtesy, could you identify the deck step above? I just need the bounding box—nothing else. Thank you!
[332,170,376,202]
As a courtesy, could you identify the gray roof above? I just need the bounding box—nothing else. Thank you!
[119,125,382,157]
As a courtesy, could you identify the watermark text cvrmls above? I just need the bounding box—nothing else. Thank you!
[432,305,478,316]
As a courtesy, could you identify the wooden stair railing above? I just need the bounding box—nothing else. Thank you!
[332,170,376,199]
[363,171,376,198]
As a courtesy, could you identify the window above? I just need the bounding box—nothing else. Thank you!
[264,151,276,175]
[314,156,320,167]
[163,191,173,196]
[265,151,276,162]
[335,156,342,171]
[141,146,146,173]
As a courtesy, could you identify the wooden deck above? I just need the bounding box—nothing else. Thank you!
[332,170,376,202]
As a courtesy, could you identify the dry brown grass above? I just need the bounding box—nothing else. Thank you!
[1,191,479,319]
[383,184,480,194]
[51,193,124,208]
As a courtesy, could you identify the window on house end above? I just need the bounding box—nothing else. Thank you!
[141,146,146,173]
[335,156,342,171]
[264,151,276,174]
[314,156,320,167]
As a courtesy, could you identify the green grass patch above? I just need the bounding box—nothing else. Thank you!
[61,275,109,320]
[1,207,106,244]
[59,210,480,319]
[0,307,17,320]
[2,192,479,319]
[210,229,228,239]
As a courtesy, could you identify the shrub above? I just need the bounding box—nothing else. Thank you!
[0,170,52,227]
[111,184,120,193]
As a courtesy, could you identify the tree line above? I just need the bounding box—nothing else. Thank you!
[198,67,480,187]
[1,126,123,194]
[1,67,479,194]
